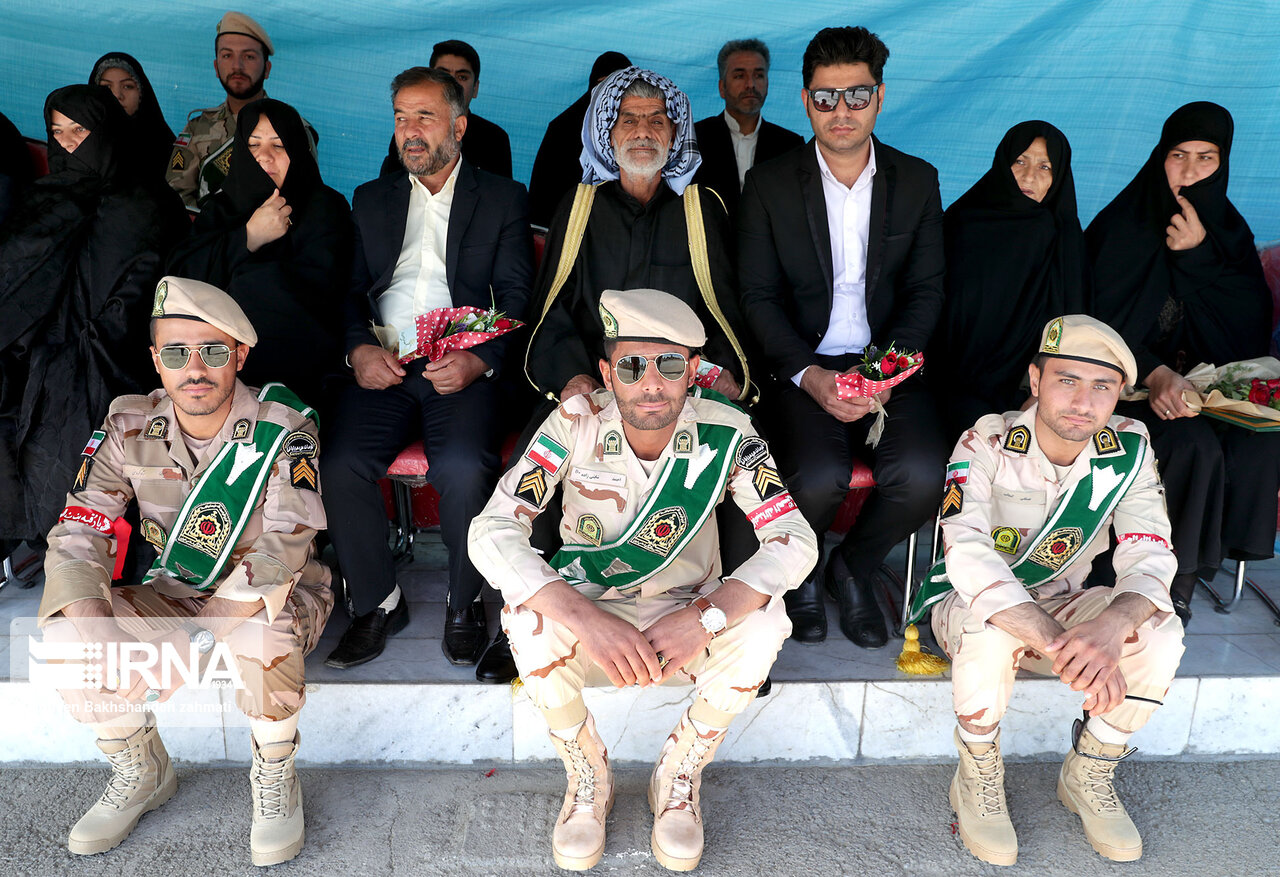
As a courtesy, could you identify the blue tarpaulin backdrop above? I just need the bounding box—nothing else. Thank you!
[5,1,1278,238]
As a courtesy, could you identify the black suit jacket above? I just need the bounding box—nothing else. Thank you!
[344,159,533,376]
[528,92,590,228]
[693,114,803,219]
[738,137,944,382]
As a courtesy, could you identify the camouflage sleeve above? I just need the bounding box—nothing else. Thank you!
[722,431,819,610]
[212,416,326,623]
[1111,436,1177,615]
[165,121,200,209]
[468,402,578,607]
[39,423,134,624]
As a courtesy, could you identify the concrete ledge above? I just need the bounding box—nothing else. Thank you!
[5,672,1276,766]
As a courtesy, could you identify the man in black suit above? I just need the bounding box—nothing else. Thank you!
[693,38,802,220]
[323,67,532,680]
[739,27,947,649]
[378,40,513,180]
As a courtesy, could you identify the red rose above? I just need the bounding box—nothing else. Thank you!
[494,318,512,330]
[896,355,911,369]
[1249,386,1270,404]
[880,355,897,375]
[1267,378,1280,391]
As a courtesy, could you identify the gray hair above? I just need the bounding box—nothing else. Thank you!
[389,66,465,122]
[716,38,770,80]
[621,78,664,101]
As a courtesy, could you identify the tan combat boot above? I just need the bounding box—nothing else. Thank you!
[250,733,305,866]
[68,717,177,855]
[1057,723,1142,861]
[949,728,1018,866]
[548,713,614,871]
[647,708,728,871]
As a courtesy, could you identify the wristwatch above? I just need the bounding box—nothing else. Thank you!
[692,596,727,638]
[181,621,216,655]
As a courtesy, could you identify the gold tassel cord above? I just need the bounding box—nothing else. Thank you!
[896,623,949,676]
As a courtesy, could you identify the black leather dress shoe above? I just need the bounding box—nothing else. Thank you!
[475,629,519,683]
[443,599,488,665]
[823,552,888,649]
[324,597,410,668]
[784,566,827,644]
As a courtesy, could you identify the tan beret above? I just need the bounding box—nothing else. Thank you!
[599,288,706,348]
[151,276,258,347]
[217,11,273,56]
[1039,314,1137,387]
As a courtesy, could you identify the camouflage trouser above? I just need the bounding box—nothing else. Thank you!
[932,588,1185,733]
[45,582,333,724]
[503,584,791,726]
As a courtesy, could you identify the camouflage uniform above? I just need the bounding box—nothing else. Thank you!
[469,389,818,725]
[39,380,332,723]
[932,406,1185,734]
[166,94,316,211]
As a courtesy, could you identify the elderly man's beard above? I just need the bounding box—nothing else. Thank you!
[615,138,669,180]
[399,136,459,177]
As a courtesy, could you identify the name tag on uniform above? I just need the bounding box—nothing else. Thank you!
[570,467,627,488]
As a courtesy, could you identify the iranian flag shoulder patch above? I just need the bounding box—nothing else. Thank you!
[525,434,569,475]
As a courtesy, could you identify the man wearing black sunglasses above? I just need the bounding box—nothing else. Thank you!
[738,26,948,649]
[471,289,816,871]
[38,276,331,865]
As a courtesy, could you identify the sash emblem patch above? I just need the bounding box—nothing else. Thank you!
[1030,526,1084,571]
[176,501,232,558]
[629,506,688,556]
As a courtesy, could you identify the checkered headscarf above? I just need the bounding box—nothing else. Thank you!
[579,66,701,195]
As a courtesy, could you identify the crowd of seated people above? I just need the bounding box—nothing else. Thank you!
[4,11,1278,870]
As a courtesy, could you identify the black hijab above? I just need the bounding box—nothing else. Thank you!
[221,98,322,215]
[935,120,1089,403]
[89,52,175,181]
[43,84,129,187]
[1088,102,1269,378]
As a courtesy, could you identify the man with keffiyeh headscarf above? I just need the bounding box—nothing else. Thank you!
[524,67,756,409]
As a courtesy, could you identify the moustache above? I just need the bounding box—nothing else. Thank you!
[400,137,427,151]
[178,378,216,389]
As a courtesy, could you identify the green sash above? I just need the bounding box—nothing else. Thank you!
[144,384,313,591]
[552,421,742,594]
[907,431,1148,625]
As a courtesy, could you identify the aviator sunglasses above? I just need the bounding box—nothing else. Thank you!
[807,84,878,112]
[612,352,689,384]
[157,343,233,369]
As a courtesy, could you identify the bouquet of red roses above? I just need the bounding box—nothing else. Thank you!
[834,344,925,400]
[397,306,524,365]
[1184,357,1280,429]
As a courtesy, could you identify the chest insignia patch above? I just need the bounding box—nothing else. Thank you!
[991,526,1021,555]
[575,514,603,546]
[629,506,688,557]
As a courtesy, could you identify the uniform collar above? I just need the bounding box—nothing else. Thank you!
[1012,404,1110,482]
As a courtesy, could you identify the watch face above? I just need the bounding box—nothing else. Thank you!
[193,628,216,654]
[702,607,728,633]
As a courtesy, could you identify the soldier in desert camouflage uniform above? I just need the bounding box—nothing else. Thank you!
[38,276,330,866]
[470,289,817,871]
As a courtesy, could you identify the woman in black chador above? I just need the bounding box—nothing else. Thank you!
[931,120,1090,439]
[168,98,353,408]
[0,85,185,547]
[1088,101,1276,623]
[88,51,176,184]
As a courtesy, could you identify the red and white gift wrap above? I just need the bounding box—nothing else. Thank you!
[397,306,523,364]
[833,359,923,400]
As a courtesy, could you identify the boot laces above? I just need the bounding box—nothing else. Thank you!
[1081,756,1122,814]
[970,746,1007,817]
[665,735,715,812]
[253,756,292,819]
[564,741,598,816]
[99,745,145,810]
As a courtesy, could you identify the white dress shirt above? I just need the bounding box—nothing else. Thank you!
[377,161,461,335]
[792,140,877,385]
[723,110,761,191]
